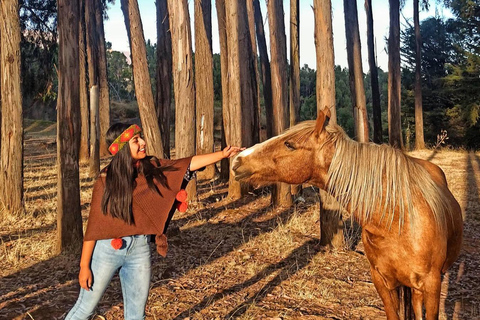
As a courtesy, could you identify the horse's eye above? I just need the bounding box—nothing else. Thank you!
[284,141,296,150]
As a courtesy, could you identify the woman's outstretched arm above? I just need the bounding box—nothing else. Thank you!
[190,146,244,171]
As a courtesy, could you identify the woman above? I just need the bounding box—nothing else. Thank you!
[66,123,243,320]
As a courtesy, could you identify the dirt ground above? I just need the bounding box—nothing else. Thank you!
[0,129,479,320]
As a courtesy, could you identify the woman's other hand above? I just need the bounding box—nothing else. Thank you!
[79,266,93,291]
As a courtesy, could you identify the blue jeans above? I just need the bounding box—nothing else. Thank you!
[66,235,151,320]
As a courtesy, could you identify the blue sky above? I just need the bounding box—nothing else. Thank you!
[104,0,452,71]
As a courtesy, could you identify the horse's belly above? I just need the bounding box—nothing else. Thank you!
[362,225,448,290]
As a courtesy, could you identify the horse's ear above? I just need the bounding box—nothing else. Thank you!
[315,108,331,136]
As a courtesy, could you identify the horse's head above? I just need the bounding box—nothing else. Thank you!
[232,109,334,189]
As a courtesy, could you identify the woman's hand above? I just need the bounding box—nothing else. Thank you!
[79,266,93,291]
[222,146,245,159]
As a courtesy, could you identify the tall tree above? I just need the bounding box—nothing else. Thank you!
[314,0,343,248]
[413,0,426,149]
[85,0,100,176]
[388,0,403,148]
[96,1,111,156]
[224,0,256,199]
[365,0,383,144]
[246,0,260,144]
[0,0,24,215]
[313,0,337,123]
[155,0,172,158]
[79,0,90,162]
[268,0,292,207]
[215,0,230,181]
[121,0,164,158]
[56,0,84,252]
[344,0,369,143]
[253,0,273,139]
[290,0,300,126]
[195,0,215,180]
[167,0,196,198]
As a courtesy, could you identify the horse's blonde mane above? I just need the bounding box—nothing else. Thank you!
[323,124,450,230]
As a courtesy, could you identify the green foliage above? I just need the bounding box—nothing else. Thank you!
[401,15,480,149]
[107,49,135,101]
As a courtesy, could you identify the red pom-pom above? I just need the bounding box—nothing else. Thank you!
[176,201,188,212]
[176,189,188,202]
[111,238,123,250]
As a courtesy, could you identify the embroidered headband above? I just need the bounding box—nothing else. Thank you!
[108,124,142,155]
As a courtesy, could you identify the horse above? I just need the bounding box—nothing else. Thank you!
[231,109,463,320]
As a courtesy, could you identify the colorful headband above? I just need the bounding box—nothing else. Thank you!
[108,124,142,155]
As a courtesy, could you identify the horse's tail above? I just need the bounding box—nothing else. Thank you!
[397,286,415,320]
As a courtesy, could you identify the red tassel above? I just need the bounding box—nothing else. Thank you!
[111,238,123,250]
[176,189,188,202]
[176,201,188,212]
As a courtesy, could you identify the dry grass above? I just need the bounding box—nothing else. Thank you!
[1,130,479,319]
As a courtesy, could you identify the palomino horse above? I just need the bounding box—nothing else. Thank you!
[232,110,463,320]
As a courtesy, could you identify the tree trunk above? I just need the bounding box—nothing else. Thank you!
[313,0,343,249]
[79,0,90,162]
[224,0,255,199]
[216,0,230,180]
[253,0,273,139]
[365,0,383,144]
[289,0,301,196]
[268,0,292,207]
[86,0,100,176]
[122,0,165,158]
[0,0,24,215]
[344,0,369,143]
[95,2,111,156]
[313,0,337,123]
[156,0,172,158]
[388,0,403,149]
[167,0,196,199]
[56,0,84,253]
[195,0,215,180]
[414,0,425,150]
[246,0,260,144]
[290,0,300,126]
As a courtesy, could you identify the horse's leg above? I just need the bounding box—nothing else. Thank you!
[412,288,424,320]
[423,272,442,320]
[370,267,400,320]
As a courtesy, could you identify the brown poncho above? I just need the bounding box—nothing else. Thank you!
[84,157,192,257]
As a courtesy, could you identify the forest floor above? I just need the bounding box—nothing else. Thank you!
[0,121,479,320]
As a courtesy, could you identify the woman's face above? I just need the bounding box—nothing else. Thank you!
[129,134,146,160]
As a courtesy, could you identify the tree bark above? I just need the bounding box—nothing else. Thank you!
[79,0,90,162]
[56,0,84,253]
[290,0,300,126]
[195,0,215,180]
[95,2,111,156]
[215,0,230,181]
[388,0,403,149]
[365,0,383,144]
[246,0,260,144]
[167,0,196,199]
[314,0,343,248]
[414,0,425,150]
[313,0,337,123]
[224,0,255,199]
[253,0,273,139]
[344,0,369,143]
[268,0,292,207]
[0,0,24,215]
[85,0,100,176]
[156,0,172,158]
[122,0,165,158]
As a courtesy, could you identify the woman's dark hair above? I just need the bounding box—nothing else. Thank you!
[101,123,173,225]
